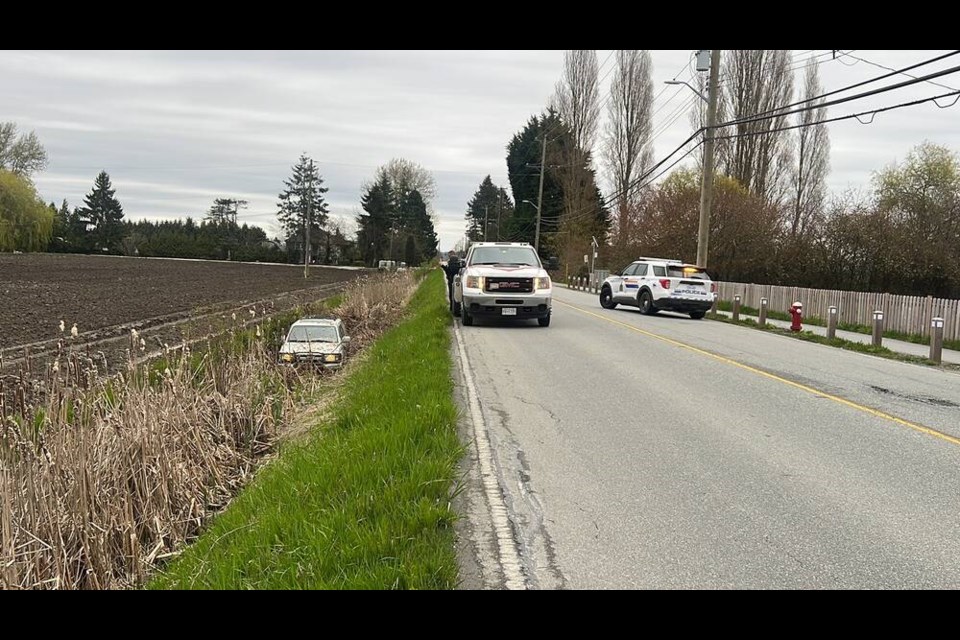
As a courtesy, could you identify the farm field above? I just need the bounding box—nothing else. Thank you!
[0,253,364,351]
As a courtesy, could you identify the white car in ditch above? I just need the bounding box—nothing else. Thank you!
[278,317,351,370]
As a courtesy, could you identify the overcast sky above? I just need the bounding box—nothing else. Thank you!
[3,50,959,252]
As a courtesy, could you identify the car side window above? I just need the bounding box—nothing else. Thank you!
[653,265,666,277]
[636,264,649,277]
[622,264,637,276]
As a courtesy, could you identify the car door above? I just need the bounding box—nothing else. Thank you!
[613,263,638,302]
[632,263,651,300]
[621,263,648,302]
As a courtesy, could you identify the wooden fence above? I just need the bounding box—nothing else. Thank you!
[716,282,960,341]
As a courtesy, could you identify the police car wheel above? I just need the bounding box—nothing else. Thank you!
[599,287,617,309]
[638,290,656,315]
[689,311,705,320]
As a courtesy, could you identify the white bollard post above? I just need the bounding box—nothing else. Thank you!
[930,317,944,364]
[827,306,838,340]
[872,310,884,347]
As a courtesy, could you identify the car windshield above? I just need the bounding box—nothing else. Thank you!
[470,246,540,267]
[668,266,710,280]
[286,325,339,342]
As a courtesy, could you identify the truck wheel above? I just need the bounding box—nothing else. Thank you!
[452,300,461,316]
[599,286,617,309]
[689,311,706,320]
[638,290,657,315]
[538,313,551,327]
[462,305,474,326]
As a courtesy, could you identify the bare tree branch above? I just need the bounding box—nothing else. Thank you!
[602,50,654,242]
[0,123,48,179]
[788,60,830,236]
[717,50,794,204]
[552,50,601,155]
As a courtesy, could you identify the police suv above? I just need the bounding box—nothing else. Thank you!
[453,242,552,327]
[599,257,716,319]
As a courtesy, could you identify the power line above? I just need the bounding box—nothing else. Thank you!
[520,65,960,234]
[838,51,958,92]
[534,129,705,227]
[716,50,960,129]
[712,88,960,141]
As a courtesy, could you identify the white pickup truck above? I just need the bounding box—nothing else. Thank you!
[453,242,553,327]
[599,257,716,319]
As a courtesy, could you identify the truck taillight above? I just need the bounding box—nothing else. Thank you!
[659,279,670,289]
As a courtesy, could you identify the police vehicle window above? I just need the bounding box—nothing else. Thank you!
[668,266,709,280]
[653,266,666,277]
[622,264,637,276]
[635,264,649,276]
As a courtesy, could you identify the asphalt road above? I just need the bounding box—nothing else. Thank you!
[454,286,960,589]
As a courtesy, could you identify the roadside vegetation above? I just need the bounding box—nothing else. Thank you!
[150,270,461,590]
[0,270,423,589]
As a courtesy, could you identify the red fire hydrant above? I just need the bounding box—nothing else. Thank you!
[789,301,803,332]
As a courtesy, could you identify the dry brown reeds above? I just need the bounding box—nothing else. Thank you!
[0,270,417,589]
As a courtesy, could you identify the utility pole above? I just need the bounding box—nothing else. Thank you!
[304,159,313,279]
[484,205,489,241]
[497,189,503,241]
[535,135,546,253]
[697,49,721,269]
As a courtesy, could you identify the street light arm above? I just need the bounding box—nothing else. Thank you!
[665,79,708,104]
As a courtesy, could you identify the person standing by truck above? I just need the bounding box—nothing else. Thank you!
[442,251,462,313]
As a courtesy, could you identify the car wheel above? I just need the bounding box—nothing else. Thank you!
[462,304,474,326]
[638,290,657,315]
[538,313,551,327]
[599,286,617,309]
[689,311,706,320]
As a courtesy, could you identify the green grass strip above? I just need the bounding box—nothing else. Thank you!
[150,270,463,589]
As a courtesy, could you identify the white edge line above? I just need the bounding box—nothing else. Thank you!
[453,320,527,590]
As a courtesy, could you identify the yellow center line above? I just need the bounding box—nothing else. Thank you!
[555,298,960,447]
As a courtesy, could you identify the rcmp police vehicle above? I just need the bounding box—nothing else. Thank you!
[599,257,717,319]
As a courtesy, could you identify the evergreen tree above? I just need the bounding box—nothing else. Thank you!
[206,197,248,224]
[77,170,124,252]
[277,154,329,262]
[404,234,417,265]
[506,111,565,250]
[465,177,514,242]
[506,110,608,263]
[48,199,71,251]
[400,189,438,263]
[465,176,497,241]
[356,174,393,266]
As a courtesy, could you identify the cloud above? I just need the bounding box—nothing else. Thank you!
[7,50,960,252]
